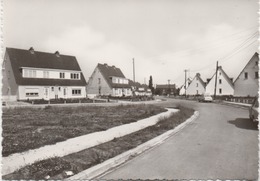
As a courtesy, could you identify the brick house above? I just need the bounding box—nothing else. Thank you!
[186,73,206,95]
[2,47,87,101]
[155,84,177,95]
[205,66,234,96]
[234,52,259,97]
[87,63,132,97]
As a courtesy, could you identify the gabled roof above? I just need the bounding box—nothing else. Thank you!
[188,73,206,88]
[234,52,259,83]
[5,47,87,86]
[208,66,234,88]
[97,63,130,88]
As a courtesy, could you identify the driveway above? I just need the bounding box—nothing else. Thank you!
[100,99,258,180]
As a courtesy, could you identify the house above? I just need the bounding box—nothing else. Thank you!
[129,80,152,96]
[186,73,206,95]
[2,47,87,101]
[155,84,177,95]
[179,77,192,95]
[87,63,132,98]
[234,52,259,97]
[205,66,234,96]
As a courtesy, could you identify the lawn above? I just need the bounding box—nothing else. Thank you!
[2,104,166,157]
[3,105,194,180]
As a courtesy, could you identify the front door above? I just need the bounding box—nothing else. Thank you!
[44,87,49,100]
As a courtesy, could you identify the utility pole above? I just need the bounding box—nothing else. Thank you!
[214,61,218,100]
[184,69,188,98]
[168,79,170,96]
[133,58,135,83]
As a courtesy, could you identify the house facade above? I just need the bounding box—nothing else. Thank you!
[87,63,132,98]
[205,66,234,96]
[234,52,259,97]
[2,47,87,101]
[155,84,177,95]
[186,73,206,95]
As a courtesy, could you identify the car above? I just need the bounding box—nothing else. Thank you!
[249,96,258,122]
[198,94,213,102]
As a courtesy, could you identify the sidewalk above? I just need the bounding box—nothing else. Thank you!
[219,100,251,109]
[2,108,177,175]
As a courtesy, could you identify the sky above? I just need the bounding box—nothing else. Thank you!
[3,0,259,87]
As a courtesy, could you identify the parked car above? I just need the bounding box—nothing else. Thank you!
[198,94,213,102]
[249,96,258,122]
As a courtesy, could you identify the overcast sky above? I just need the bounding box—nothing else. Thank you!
[3,0,259,87]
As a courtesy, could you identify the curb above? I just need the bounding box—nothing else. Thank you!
[66,111,200,180]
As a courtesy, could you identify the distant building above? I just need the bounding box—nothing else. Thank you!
[205,66,234,96]
[234,52,259,97]
[186,73,206,95]
[129,80,152,96]
[179,77,192,95]
[155,84,177,95]
[2,47,87,101]
[87,63,132,98]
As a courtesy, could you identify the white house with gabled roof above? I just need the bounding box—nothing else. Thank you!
[205,66,234,96]
[186,73,206,95]
[2,47,87,101]
[234,52,259,97]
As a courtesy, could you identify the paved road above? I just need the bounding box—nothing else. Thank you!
[100,99,258,180]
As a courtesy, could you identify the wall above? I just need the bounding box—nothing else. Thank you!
[234,55,259,97]
[186,76,205,95]
[87,67,112,96]
[2,53,18,100]
[206,69,234,95]
[18,86,86,100]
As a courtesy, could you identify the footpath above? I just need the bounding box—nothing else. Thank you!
[218,100,251,109]
[2,107,177,175]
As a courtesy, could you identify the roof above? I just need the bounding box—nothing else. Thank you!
[189,73,206,88]
[5,47,87,86]
[207,66,234,88]
[97,63,130,88]
[234,52,259,83]
[156,84,176,89]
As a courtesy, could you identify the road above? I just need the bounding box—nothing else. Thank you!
[100,99,258,180]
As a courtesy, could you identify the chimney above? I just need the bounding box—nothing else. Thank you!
[55,51,60,57]
[29,47,34,54]
[196,73,201,77]
[112,65,116,69]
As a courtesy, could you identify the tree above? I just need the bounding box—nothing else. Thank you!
[148,75,155,94]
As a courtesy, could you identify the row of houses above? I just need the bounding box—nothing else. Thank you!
[2,47,152,101]
[180,52,259,97]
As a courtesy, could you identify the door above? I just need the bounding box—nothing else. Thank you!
[44,87,49,100]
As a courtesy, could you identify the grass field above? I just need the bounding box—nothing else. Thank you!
[2,104,166,157]
[3,105,194,180]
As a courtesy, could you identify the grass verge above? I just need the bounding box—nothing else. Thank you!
[3,105,194,180]
[2,104,166,157]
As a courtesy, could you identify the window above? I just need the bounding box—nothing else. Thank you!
[244,72,248,79]
[58,87,61,91]
[60,72,65,79]
[25,88,39,97]
[98,78,101,84]
[72,89,81,95]
[51,87,54,91]
[219,79,222,84]
[71,73,80,80]
[219,88,222,94]
[196,83,198,87]
[43,71,49,78]
[255,72,259,79]
[24,69,36,78]
[256,61,258,66]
